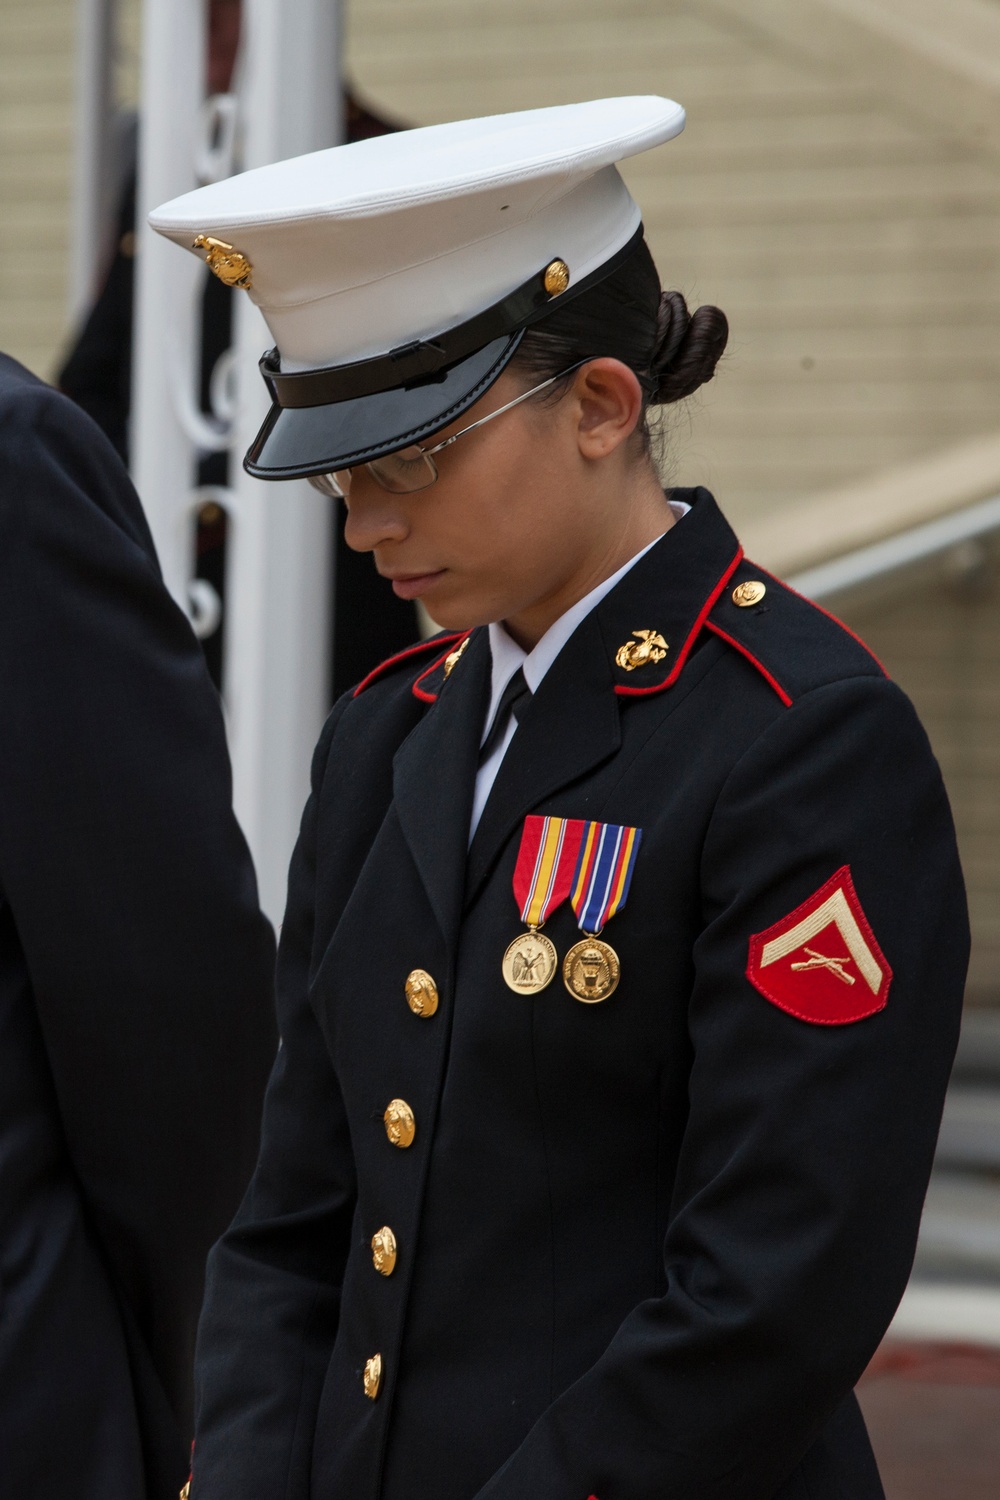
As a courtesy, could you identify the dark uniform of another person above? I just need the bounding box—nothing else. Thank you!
[0,354,277,1500]
[150,99,970,1499]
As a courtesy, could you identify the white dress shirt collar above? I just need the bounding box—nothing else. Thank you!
[469,498,689,839]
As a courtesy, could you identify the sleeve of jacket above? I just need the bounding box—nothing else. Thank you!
[473,673,969,1500]
[190,702,358,1500]
[0,381,277,1431]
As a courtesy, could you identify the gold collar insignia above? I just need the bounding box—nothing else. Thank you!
[615,629,668,672]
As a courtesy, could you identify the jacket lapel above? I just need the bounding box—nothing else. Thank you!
[464,488,744,905]
[465,608,621,904]
[392,627,490,947]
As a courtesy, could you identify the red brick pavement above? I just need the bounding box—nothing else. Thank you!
[856,1341,1000,1499]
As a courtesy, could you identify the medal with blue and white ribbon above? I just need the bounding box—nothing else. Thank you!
[563,821,642,1002]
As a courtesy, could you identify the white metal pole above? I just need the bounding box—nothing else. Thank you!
[70,0,116,326]
[131,0,207,600]
[223,0,342,922]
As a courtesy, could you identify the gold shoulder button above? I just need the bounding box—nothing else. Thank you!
[405,968,439,1017]
[732,580,766,608]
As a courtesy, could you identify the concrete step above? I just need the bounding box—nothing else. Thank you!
[915,1170,1000,1280]
[936,1088,1000,1172]
[953,1010,1000,1083]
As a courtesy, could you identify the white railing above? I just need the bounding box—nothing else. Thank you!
[130,0,342,921]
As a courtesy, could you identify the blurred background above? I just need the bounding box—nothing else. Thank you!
[3,2,1000,1492]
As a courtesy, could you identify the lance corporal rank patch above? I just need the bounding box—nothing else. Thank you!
[747,865,892,1025]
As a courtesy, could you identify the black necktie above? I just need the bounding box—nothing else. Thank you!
[478,667,531,766]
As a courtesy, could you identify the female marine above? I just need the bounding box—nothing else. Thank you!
[153,97,968,1500]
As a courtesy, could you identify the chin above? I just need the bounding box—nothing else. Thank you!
[424,594,493,634]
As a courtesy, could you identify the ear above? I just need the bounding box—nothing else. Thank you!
[570,358,645,461]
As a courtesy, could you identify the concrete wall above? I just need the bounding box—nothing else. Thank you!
[0,0,140,381]
[0,2,77,378]
[344,0,1000,534]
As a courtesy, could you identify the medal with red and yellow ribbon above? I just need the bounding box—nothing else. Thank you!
[562,820,642,1002]
[502,815,586,994]
[503,815,642,1001]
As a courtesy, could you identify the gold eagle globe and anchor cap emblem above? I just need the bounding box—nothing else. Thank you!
[615,629,668,672]
[192,234,254,289]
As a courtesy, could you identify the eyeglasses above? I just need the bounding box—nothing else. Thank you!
[307,362,585,499]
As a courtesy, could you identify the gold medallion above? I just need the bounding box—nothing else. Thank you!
[562,936,621,1003]
[502,929,558,994]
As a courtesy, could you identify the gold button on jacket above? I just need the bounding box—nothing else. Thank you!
[405,968,438,1017]
[363,1353,382,1400]
[732,579,766,608]
[383,1098,416,1148]
[371,1225,398,1276]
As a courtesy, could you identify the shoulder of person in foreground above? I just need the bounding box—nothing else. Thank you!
[0,350,277,1437]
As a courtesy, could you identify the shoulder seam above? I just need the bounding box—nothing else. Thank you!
[752,564,888,678]
[704,619,793,706]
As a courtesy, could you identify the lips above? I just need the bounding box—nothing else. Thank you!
[385,569,446,600]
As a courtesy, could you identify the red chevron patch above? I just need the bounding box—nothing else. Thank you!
[747,866,891,1025]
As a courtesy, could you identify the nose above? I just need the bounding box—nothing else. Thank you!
[342,473,410,553]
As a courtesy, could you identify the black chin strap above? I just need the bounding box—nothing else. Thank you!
[260,224,646,410]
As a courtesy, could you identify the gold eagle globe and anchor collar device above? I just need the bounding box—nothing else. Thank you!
[615,628,668,671]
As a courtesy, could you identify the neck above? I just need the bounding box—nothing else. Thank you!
[502,470,675,651]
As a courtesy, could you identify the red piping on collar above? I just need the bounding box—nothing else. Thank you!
[705,619,793,707]
[411,630,473,702]
[754,565,888,677]
[614,546,744,697]
[353,631,466,698]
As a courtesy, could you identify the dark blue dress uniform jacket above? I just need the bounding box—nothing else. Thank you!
[191,487,968,1500]
[0,355,277,1500]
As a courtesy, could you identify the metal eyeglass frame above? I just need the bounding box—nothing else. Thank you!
[308,360,587,499]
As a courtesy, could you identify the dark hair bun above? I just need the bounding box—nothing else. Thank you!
[651,290,729,404]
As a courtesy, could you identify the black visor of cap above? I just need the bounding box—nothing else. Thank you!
[244,223,645,481]
[245,334,522,480]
